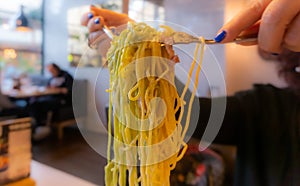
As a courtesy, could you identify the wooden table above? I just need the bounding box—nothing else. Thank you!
[2,86,62,99]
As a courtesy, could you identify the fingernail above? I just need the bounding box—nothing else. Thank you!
[88,13,93,19]
[110,27,116,34]
[94,18,100,24]
[214,30,227,43]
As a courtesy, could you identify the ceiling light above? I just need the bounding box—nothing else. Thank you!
[15,5,31,31]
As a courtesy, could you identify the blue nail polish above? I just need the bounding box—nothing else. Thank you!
[110,27,116,33]
[94,18,100,24]
[88,13,93,19]
[214,30,227,43]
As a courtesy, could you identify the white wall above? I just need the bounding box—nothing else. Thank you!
[164,0,226,97]
[43,0,68,70]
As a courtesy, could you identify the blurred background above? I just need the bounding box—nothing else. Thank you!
[0,0,288,185]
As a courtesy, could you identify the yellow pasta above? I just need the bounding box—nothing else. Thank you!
[105,22,205,186]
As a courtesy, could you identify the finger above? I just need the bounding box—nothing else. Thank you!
[215,0,272,43]
[80,11,95,26]
[81,12,90,26]
[239,21,260,36]
[237,21,260,46]
[90,5,119,18]
[282,9,300,52]
[87,16,105,33]
[88,30,107,46]
[237,40,258,46]
[259,0,300,53]
[88,30,111,55]
[90,5,131,27]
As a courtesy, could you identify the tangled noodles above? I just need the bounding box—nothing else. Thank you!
[105,22,205,186]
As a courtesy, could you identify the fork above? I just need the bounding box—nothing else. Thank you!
[103,26,258,45]
[164,31,258,45]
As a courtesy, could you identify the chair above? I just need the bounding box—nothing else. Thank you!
[46,79,87,140]
[46,106,75,140]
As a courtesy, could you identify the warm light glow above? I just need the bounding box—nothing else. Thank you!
[16,26,31,32]
[4,49,17,59]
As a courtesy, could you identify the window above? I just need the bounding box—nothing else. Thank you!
[0,0,43,78]
[67,2,121,68]
[129,0,165,21]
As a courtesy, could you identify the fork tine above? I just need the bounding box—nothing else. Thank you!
[171,32,200,44]
[161,32,202,45]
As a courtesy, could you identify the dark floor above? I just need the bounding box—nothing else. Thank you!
[32,126,107,186]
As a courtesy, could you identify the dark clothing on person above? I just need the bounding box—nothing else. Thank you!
[29,70,73,127]
[47,70,74,105]
[193,84,300,186]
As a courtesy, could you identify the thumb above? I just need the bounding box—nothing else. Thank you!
[215,0,272,43]
[90,5,131,27]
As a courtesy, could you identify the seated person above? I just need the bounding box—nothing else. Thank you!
[29,63,74,132]
[46,63,73,105]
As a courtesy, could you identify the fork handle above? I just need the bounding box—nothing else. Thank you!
[205,33,258,44]
[103,25,115,39]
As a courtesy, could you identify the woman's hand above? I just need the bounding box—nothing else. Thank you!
[81,5,132,48]
[215,0,300,53]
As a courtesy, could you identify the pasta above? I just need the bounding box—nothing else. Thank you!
[105,22,205,186]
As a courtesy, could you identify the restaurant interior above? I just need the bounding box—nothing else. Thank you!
[0,0,288,185]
